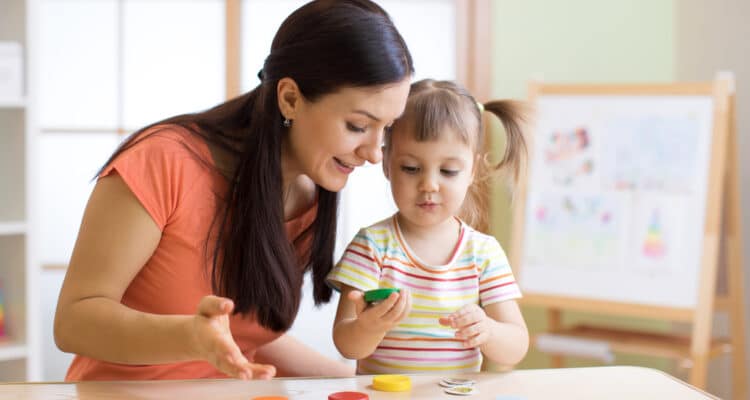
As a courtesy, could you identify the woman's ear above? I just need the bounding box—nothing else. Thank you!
[277,77,302,120]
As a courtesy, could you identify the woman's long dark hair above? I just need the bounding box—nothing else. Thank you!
[98,0,413,332]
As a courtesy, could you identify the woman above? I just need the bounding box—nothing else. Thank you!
[54,0,413,381]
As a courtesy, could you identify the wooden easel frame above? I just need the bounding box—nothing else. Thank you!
[509,76,746,398]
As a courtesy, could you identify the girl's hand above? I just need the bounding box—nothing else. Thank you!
[192,295,276,380]
[348,289,411,334]
[439,303,492,348]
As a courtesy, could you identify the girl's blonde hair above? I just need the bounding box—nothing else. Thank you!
[385,79,528,231]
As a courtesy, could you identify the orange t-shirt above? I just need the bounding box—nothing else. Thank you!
[65,126,317,381]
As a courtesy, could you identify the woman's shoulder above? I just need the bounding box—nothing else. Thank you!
[130,124,210,156]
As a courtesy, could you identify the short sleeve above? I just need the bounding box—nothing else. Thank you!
[326,229,382,292]
[99,130,205,231]
[478,237,522,306]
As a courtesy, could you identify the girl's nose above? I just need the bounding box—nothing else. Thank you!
[419,173,439,193]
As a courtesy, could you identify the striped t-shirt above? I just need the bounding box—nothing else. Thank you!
[327,214,522,374]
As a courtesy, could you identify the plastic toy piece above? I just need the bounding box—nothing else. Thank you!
[363,288,400,304]
[328,391,369,400]
[372,374,411,392]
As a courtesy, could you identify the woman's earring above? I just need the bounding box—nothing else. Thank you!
[283,118,292,128]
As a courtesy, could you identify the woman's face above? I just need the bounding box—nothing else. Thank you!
[282,78,411,192]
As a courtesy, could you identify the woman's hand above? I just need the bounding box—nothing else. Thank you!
[439,303,492,348]
[192,295,276,380]
[348,289,411,334]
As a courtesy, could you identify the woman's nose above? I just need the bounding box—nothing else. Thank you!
[356,131,385,164]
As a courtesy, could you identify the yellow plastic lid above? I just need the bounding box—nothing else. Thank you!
[372,374,411,392]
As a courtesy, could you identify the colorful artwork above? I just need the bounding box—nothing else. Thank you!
[642,209,666,259]
[522,95,713,307]
[631,194,686,273]
[0,283,5,338]
[540,126,596,187]
[524,192,625,269]
[600,114,702,193]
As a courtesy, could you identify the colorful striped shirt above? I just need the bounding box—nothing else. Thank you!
[327,214,522,374]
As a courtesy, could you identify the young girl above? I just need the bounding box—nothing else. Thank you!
[327,79,529,374]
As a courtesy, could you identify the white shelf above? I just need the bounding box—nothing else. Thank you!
[0,98,26,109]
[0,222,26,236]
[0,342,27,362]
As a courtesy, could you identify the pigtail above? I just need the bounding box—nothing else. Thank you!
[459,100,529,232]
[482,100,529,182]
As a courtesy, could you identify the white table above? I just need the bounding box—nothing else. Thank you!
[0,366,718,399]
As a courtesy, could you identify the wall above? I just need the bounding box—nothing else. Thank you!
[488,0,677,372]
[674,1,750,398]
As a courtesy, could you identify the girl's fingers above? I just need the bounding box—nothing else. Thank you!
[347,290,367,315]
[456,320,483,339]
[463,331,489,348]
[371,292,401,318]
[399,291,412,321]
[451,305,484,328]
[383,290,409,321]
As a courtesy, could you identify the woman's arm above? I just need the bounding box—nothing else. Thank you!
[253,334,355,377]
[332,286,411,360]
[54,174,273,379]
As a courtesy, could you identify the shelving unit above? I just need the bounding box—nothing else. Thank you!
[0,342,28,362]
[0,0,36,382]
[0,99,26,108]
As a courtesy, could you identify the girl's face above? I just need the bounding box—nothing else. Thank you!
[283,79,410,192]
[385,124,475,231]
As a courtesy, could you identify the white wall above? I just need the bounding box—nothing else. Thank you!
[34,0,459,380]
[675,1,750,398]
[35,0,226,380]
[239,0,459,368]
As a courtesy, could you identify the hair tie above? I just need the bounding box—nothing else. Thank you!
[476,101,484,113]
[257,69,265,81]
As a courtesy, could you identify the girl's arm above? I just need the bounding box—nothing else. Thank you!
[332,285,411,360]
[252,334,355,377]
[439,300,529,366]
[54,174,274,379]
[478,300,529,365]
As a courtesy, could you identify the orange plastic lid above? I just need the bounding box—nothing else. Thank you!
[328,391,369,400]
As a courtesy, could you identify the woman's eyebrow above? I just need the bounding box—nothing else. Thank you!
[353,109,381,122]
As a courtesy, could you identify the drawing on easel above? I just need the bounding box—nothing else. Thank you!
[511,78,747,397]
[524,192,624,269]
[543,126,594,186]
[630,193,687,274]
[600,114,702,193]
[642,209,666,259]
[519,95,714,307]
[0,281,5,338]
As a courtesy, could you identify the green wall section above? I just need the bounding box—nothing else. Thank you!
[487,0,676,371]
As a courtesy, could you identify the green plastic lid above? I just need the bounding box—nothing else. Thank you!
[364,288,400,303]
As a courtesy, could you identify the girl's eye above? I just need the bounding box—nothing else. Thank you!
[346,122,366,133]
[441,169,459,177]
[401,166,419,174]
[384,125,394,134]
